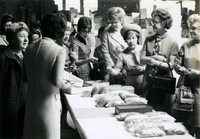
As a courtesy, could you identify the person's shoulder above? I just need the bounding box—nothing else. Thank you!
[135,44,143,51]
[182,39,196,47]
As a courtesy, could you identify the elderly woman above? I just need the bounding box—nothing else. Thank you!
[139,8,179,114]
[101,7,128,84]
[173,14,200,138]
[22,11,71,139]
[0,22,29,138]
[71,16,98,81]
[107,24,145,94]
[0,13,14,46]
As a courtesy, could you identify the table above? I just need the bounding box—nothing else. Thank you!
[65,95,195,139]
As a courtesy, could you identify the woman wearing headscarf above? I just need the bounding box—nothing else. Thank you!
[101,7,128,84]
[0,22,29,138]
[139,8,179,114]
[107,24,145,94]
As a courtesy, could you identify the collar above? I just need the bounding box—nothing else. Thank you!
[123,46,136,54]
[4,46,16,60]
[12,51,23,59]
[155,32,168,42]
[76,34,87,45]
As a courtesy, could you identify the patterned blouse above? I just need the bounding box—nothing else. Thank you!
[71,34,91,81]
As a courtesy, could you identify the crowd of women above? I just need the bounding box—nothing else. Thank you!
[0,6,199,139]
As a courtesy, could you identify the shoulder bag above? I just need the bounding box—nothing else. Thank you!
[173,74,194,112]
[152,62,176,94]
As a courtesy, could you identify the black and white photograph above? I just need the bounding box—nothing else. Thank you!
[0,0,199,139]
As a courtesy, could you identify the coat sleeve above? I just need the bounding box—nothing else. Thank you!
[101,32,115,68]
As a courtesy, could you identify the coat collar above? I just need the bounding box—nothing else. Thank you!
[4,46,24,65]
[107,31,127,49]
[4,46,16,60]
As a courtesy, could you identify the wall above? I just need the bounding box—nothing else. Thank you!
[0,0,58,28]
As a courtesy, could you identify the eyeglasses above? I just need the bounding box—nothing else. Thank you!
[150,20,161,26]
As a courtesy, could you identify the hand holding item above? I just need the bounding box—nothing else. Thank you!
[152,55,167,62]
[121,69,127,76]
[106,67,119,75]
[187,68,200,79]
[69,51,78,61]
[132,66,145,72]
[148,59,160,67]
[88,57,98,63]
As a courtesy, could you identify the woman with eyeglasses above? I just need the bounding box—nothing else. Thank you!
[139,8,179,114]
[101,7,128,84]
[71,16,98,81]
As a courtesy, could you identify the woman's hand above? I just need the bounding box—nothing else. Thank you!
[148,59,160,67]
[69,51,78,61]
[106,67,119,75]
[187,68,200,79]
[121,69,127,77]
[152,55,167,62]
[132,66,145,72]
[88,57,98,63]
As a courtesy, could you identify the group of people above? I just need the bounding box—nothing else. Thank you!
[0,6,199,139]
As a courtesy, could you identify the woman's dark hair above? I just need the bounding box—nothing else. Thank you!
[29,28,41,38]
[40,10,67,40]
[29,27,42,43]
[1,13,14,33]
[151,8,173,29]
[123,31,140,42]
[77,16,92,33]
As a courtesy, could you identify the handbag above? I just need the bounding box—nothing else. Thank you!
[173,74,194,112]
[152,62,176,94]
[89,62,102,80]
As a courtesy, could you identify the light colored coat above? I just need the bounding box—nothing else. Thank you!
[22,38,64,139]
[101,30,128,68]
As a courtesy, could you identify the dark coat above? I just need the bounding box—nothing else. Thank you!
[0,46,27,138]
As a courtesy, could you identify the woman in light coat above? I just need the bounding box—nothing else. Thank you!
[101,7,128,84]
[22,11,71,139]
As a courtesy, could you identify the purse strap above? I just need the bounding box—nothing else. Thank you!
[166,62,174,77]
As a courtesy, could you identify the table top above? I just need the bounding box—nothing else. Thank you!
[65,95,194,139]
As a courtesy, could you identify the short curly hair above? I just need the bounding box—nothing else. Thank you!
[40,10,67,40]
[6,22,29,44]
[107,7,126,25]
[187,14,200,27]
[77,16,92,33]
[151,8,173,29]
